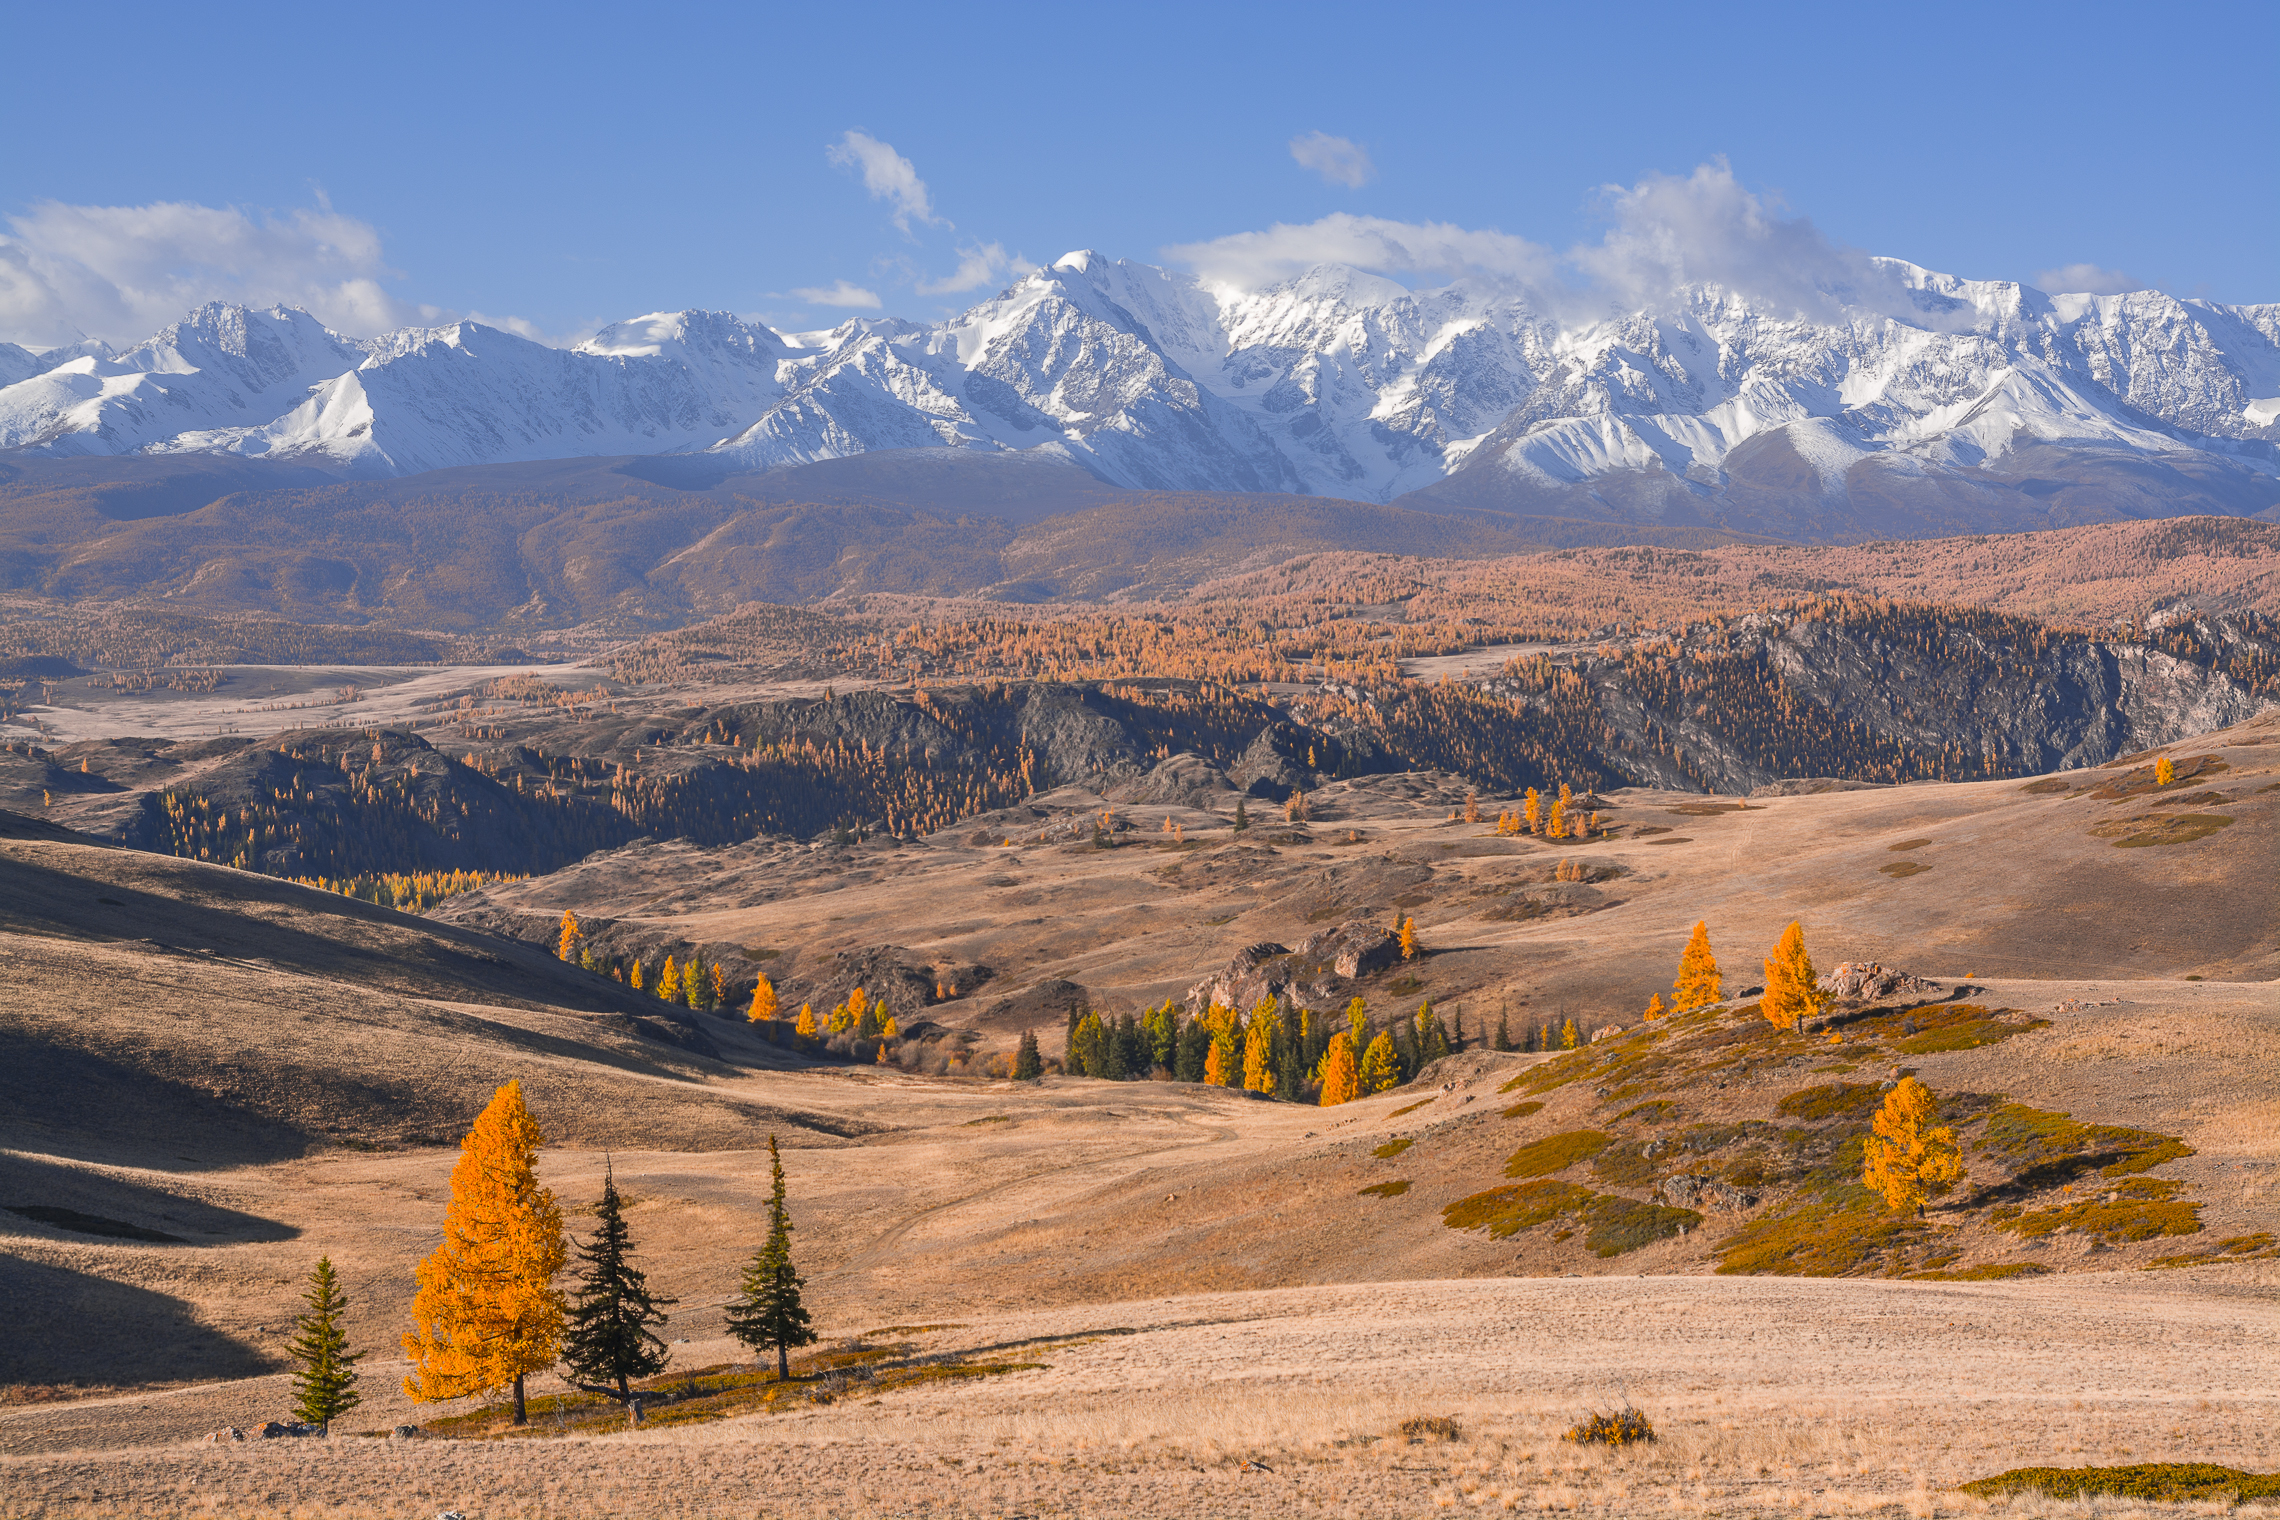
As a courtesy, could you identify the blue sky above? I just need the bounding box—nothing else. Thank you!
[2,0,2273,346]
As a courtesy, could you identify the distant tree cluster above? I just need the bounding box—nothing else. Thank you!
[1038,992,1460,1104]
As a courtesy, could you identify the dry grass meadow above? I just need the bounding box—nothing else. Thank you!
[2,710,2277,1517]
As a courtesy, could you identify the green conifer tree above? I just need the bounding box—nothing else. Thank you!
[286,1256,362,1429]
[1493,1011,1512,1052]
[1013,1029,1043,1081]
[726,1136,817,1381]
[1175,1016,1209,1082]
[560,1161,674,1424]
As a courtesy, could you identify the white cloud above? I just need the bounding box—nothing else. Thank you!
[1569,159,1880,322]
[1163,211,1558,291]
[915,242,1035,296]
[826,130,941,234]
[2032,262,2149,296]
[1163,161,1959,328]
[792,279,884,309]
[0,199,418,347]
[1289,131,1375,190]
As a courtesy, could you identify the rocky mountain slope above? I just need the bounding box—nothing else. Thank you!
[28,601,2277,891]
[4,254,2275,540]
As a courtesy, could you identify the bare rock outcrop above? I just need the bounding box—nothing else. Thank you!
[1817,961,1939,1001]
[1184,920,1401,1014]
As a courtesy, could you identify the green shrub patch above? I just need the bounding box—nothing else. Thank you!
[1504,1130,1613,1178]
[1580,1196,1701,1257]
[1960,1465,2280,1503]
[1991,1177,2201,1244]
[1442,1180,1595,1238]
[1372,1137,1414,1159]
[1358,1180,1411,1198]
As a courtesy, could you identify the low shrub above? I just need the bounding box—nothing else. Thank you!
[1776,1083,1885,1123]
[1566,1406,1654,1446]
[1400,1415,1461,1443]
[1372,1137,1414,1159]
[1358,1180,1411,1198]
[1502,1100,1545,1119]
[1907,1262,2050,1281]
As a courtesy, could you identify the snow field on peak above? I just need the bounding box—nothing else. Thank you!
[1,257,2276,498]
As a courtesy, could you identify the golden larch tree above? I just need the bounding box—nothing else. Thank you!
[1523,788,1542,833]
[658,956,682,1002]
[794,1003,818,1041]
[1399,916,1419,960]
[1203,1037,1233,1088]
[1359,1032,1400,1093]
[1760,921,1828,1031]
[402,1081,566,1425]
[748,974,777,1024]
[1671,922,1722,1011]
[1242,1010,1275,1095]
[1318,1036,1359,1105]
[1643,993,1665,1021]
[1560,1017,1579,1050]
[2155,756,2175,785]
[1546,798,1566,839]
[556,910,582,962]
[1862,1077,1964,1214]
[628,959,644,993]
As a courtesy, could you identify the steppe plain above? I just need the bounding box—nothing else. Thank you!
[0,677,2275,1517]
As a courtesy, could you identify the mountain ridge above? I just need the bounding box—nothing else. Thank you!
[4,252,2274,536]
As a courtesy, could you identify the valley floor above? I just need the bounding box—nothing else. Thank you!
[3,1271,2276,1518]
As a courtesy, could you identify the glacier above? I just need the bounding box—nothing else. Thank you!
[2,251,2275,513]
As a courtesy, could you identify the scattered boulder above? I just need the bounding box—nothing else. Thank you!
[201,1426,247,1443]
[257,1420,326,1438]
[1315,921,1401,980]
[1817,961,1939,1001]
[1657,1174,1760,1212]
[391,1424,421,1440]
[1590,1024,1625,1043]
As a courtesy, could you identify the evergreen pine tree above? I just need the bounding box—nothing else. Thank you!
[1451,1008,1464,1051]
[1493,1011,1511,1051]
[1100,1014,1131,1080]
[561,1160,674,1425]
[287,1256,362,1429]
[1233,796,1249,831]
[1064,1005,1082,1072]
[726,1136,817,1380]
[1175,1017,1209,1082]
[1013,1029,1043,1080]
[1071,1011,1107,1077]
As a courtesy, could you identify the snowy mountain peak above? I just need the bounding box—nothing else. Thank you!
[3,255,2276,516]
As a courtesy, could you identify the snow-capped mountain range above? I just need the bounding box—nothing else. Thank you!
[3,252,2277,508]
